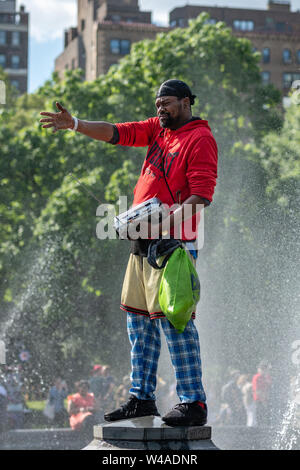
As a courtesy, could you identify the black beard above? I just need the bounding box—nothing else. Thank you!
[159,114,175,129]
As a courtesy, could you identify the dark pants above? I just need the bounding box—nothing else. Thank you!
[54,409,68,427]
[255,401,270,427]
[80,414,97,439]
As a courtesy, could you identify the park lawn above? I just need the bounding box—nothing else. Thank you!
[24,400,69,428]
[26,400,46,411]
[26,399,68,411]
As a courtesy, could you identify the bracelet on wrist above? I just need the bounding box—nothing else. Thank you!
[70,116,78,131]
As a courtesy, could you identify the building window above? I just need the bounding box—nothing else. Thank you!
[265,17,274,28]
[205,18,217,25]
[261,71,271,85]
[283,73,291,88]
[71,58,76,70]
[262,47,270,64]
[11,79,19,89]
[110,39,120,54]
[110,39,131,55]
[111,15,121,22]
[283,72,300,89]
[283,48,292,64]
[11,55,20,69]
[170,18,185,27]
[120,39,130,54]
[233,20,254,31]
[12,31,20,46]
[297,50,300,64]
[81,19,85,31]
[0,54,6,68]
[0,30,6,45]
[276,22,286,32]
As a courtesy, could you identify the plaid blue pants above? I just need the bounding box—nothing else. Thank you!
[127,312,206,403]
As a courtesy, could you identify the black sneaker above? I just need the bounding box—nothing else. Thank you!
[162,401,207,427]
[104,395,160,422]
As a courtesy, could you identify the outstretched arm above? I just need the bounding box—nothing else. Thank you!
[40,102,114,142]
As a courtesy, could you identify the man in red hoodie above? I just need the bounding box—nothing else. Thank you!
[40,79,218,426]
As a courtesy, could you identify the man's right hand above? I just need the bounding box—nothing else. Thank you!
[40,104,115,142]
[40,102,74,133]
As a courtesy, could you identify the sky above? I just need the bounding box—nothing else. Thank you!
[16,0,300,93]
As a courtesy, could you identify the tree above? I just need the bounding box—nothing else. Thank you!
[0,14,287,392]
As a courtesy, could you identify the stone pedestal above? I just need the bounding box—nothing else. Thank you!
[83,416,219,450]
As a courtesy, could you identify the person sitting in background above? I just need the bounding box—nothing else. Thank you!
[67,380,96,436]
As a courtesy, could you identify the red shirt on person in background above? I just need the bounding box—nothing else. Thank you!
[67,391,95,431]
[252,371,272,402]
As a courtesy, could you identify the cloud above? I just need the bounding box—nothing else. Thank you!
[16,0,77,42]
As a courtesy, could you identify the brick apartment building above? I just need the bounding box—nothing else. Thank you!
[169,0,300,93]
[55,0,168,81]
[0,0,29,94]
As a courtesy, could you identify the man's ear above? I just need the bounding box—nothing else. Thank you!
[182,97,190,110]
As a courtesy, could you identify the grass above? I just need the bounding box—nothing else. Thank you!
[25,400,46,412]
[23,400,69,428]
[26,399,68,411]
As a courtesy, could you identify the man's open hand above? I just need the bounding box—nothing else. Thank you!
[40,102,74,133]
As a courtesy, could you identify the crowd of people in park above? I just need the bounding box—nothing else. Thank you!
[0,359,299,436]
[0,363,120,437]
[209,361,273,427]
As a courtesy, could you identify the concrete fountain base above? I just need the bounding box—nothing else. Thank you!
[83,416,219,451]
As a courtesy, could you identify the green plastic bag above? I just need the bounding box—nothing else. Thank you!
[159,247,200,333]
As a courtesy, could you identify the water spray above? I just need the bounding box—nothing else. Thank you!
[68,173,122,226]
[68,172,102,204]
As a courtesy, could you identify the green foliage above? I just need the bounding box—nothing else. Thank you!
[257,102,300,207]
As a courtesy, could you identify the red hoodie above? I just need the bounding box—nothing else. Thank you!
[115,116,218,240]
